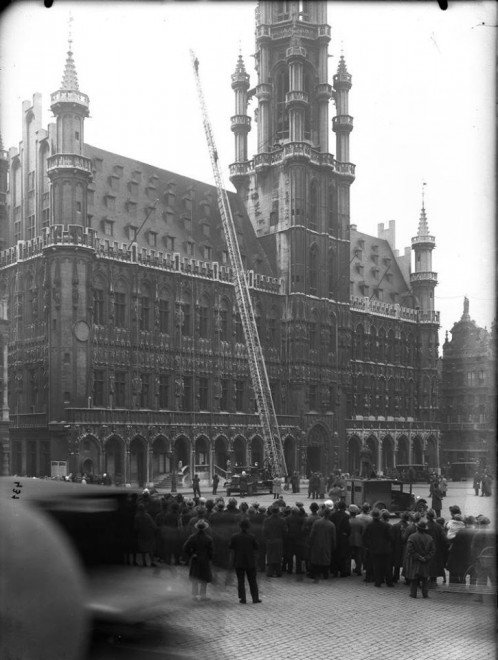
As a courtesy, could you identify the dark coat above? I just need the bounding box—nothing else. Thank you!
[330,510,351,557]
[391,519,410,567]
[229,530,259,569]
[405,530,435,579]
[431,486,444,511]
[309,517,336,566]
[134,510,158,554]
[363,519,392,555]
[426,519,448,577]
[183,530,214,582]
[263,513,287,563]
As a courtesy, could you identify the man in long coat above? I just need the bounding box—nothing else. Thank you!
[362,509,393,587]
[229,519,262,604]
[308,508,336,582]
[330,500,351,577]
[426,509,448,585]
[183,520,214,600]
[263,506,287,577]
[405,520,435,598]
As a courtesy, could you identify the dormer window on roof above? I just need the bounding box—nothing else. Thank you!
[371,267,379,278]
[93,157,103,173]
[126,200,137,217]
[371,253,379,265]
[128,181,139,196]
[127,224,138,241]
[355,263,364,274]
[357,239,365,249]
[163,235,175,252]
[113,165,124,177]
[354,248,362,260]
[132,170,142,182]
[383,257,392,267]
[108,174,120,191]
[105,194,116,211]
[163,208,174,224]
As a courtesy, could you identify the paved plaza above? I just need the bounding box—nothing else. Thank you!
[91,480,495,660]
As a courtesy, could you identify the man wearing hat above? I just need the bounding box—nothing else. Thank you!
[229,519,262,604]
[362,509,393,588]
[183,519,214,600]
[405,520,435,598]
[263,506,287,577]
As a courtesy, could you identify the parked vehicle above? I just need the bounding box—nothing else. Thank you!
[395,464,431,483]
[344,477,416,515]
[224,466,273,496]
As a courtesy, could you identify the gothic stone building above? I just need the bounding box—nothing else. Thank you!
[440,298,495,472]
[0,1,439,485]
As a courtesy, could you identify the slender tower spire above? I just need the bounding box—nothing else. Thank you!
[47,15,92,227]
[231,52,251,164]
[411,182,437,312]
[333,53,353,162]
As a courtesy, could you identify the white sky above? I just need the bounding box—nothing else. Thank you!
[0,1,495,343]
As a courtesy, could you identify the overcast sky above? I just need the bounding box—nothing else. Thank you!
[0,1,495,343]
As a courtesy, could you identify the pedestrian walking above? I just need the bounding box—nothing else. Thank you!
[183,520,214,600]
[405,520,435,599]
[431,480,444,518]
[272,475,282,499]
[212,473,220,495]
[481,471,492,497]
[239,471,248,498]
[229,519,262,604]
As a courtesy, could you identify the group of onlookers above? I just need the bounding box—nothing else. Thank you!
[119,489,494,603]
[472,471,493,497]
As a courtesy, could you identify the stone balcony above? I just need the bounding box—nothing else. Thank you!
[285,91,309,106]
[332,115,354,131]
[230,115,251,132]
[410,271,438,283]
[50,89,90,112]
[47,153,93,175]
[411,234,435,246]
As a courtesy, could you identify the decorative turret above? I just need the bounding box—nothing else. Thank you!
[332,53,353,162]
[231,54,251,164]
[47,21,92,228]
[410,184,437,312]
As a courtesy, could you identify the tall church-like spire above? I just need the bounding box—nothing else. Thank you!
[47,15,92,227]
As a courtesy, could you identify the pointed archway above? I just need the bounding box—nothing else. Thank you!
[105,435,125,485]
[347,436,361,476]
[283,436,296,474]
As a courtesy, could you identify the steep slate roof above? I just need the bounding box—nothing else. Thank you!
[349,227,413,306]
[84,144,275,278]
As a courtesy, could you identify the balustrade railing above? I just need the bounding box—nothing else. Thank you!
[350,296,438,324]
[51,89,90,107]
[47,153,93,174]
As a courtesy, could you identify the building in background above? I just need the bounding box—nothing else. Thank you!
[440,298,495,476]
[0,1,440,484]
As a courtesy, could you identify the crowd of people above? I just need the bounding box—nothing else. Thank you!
[119,488,495,603]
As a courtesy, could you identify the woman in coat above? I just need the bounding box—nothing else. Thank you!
[134,503,158,567]
[405,520,435,598]
[183,520,214,599]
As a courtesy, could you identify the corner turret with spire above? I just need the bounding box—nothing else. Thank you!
[410,183,437,314]
[47,17,92,228]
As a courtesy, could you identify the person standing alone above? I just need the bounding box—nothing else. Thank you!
[229,519,262,604]
[405,520,435,599]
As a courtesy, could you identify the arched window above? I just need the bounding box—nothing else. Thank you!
[219,297,230,342]
[114,279,128,328]
[387,329,395,363]
[139,282,152,331]
[308,244,319,295]
[199,294,210,339]
[158,286,171,334]
[275,69,289,140]
[354,324,364,361]
[182,291,192,337]
[378,328,386,362]
[93,275,106,326]
[370,327,377,361]
[309,310,318,350]
[328,185,337,235]
[309,180,318,231]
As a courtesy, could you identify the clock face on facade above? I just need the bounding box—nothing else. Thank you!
[73,320,90,342]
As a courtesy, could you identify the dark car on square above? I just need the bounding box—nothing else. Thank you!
[224,466,273,496]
